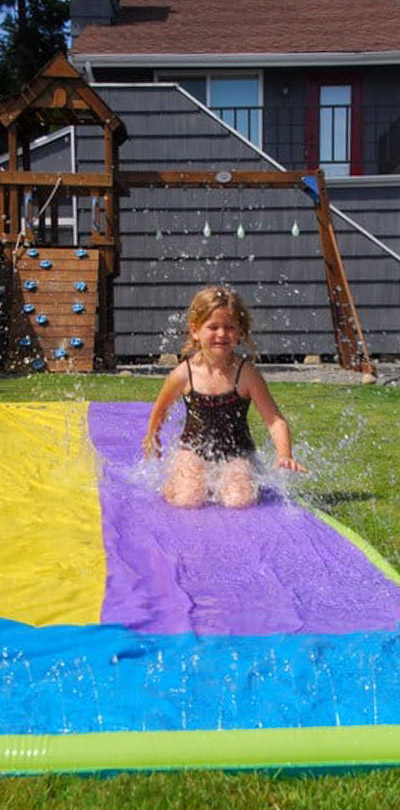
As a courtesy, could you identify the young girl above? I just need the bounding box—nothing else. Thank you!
[144,286,306,508]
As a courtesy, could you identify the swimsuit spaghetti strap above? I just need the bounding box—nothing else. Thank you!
[234,357,247,389]
[185,357,194,391]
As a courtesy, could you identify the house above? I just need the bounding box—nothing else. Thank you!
[10,0,400,363]
[70,0,400,178]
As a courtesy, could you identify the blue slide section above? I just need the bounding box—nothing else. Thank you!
[1,619,400,735]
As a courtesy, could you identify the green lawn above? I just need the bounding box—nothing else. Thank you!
[1,373,400,807]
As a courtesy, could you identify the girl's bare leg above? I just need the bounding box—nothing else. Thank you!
[163,449,207,508]
[218,457,257,508]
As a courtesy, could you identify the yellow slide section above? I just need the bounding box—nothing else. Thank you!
[0,402,105,626]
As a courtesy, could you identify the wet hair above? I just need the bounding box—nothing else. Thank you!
[181,285,257,358]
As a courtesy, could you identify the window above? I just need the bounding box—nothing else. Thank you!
[210,76,260,146]
[319,85,351,177]
[156,72,262,146]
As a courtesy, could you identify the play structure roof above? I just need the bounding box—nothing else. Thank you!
[71,0,400,58]
[0,53,127,144]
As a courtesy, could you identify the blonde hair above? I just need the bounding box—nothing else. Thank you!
[181,286,257,358]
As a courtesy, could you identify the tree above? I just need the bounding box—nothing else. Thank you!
[0,0,70,98]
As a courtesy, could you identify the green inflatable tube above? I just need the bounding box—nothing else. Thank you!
[2,725,400,775]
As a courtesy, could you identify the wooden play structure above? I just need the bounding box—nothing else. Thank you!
[0,53,126,371]
[0,54,374,374]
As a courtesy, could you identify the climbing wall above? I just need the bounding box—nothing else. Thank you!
[8,247,100,373]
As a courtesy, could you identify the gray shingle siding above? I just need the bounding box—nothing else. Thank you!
[73,84,400,359]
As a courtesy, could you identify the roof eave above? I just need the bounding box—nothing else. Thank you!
[70,50,400,68]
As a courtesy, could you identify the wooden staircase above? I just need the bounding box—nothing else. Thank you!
[8,247,100,372]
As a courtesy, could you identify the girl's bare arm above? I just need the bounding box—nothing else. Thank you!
[143,363,188,458]
[243,363,307,473]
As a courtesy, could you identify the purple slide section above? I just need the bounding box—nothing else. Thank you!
[88,402,400,636]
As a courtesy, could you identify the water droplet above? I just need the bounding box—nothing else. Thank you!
[291,220,300,237]
[155,228,163,241]
[237,223,245,239]
[203,221,212,238]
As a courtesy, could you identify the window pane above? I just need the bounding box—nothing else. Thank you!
[320,85,351,177]
[210,77,259,107]
[210,77,260,145]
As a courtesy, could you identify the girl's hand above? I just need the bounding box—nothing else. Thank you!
[143,433,162,460]
[276,455,308,473]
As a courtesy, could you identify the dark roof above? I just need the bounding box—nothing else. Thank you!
[72,0,400,56]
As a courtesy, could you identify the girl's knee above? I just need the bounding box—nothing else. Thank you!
[219,459,257,508]
[165,490,205,508]
[163,479,205,508]
[163,450,206,508]
[220,488,257,508]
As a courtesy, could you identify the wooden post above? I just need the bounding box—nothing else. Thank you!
[315,171,375,374]
[0,187,6,240]
[37,189,46,243]
[8,124,19,236]
[24,186,35,243]
[91,188,101,238]
[104,124,114,242]
[50,197,59,245]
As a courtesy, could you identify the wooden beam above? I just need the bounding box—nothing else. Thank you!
[0,171,114,190]
[74,84,124,134]
[117,169,312,189]
[315,171,374,374]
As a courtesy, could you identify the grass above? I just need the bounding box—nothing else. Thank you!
[1,372,400,807]
[3,769,400,810]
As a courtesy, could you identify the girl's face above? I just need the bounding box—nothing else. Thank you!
[191,307,241,357]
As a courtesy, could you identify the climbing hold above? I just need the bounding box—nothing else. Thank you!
[71,303,85,314]
[24,280,37,291]
[74,281,87,292]
[27,248,39,258]
[70,337,84,348]
[22,303,35,314]
[36,314,48,326]
[54,347,67,359]
[20,336,32,347]
[75,248,88,259]
[39,260,52,270]
[31,358,45,371]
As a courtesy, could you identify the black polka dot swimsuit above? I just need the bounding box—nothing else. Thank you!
[180,357,256,462]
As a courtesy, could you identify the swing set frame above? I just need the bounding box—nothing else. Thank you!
[119,168,375,374]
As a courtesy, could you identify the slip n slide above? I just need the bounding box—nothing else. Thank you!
[2,400,400,775]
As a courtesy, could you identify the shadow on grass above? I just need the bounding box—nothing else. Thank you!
[309,491,376,507]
